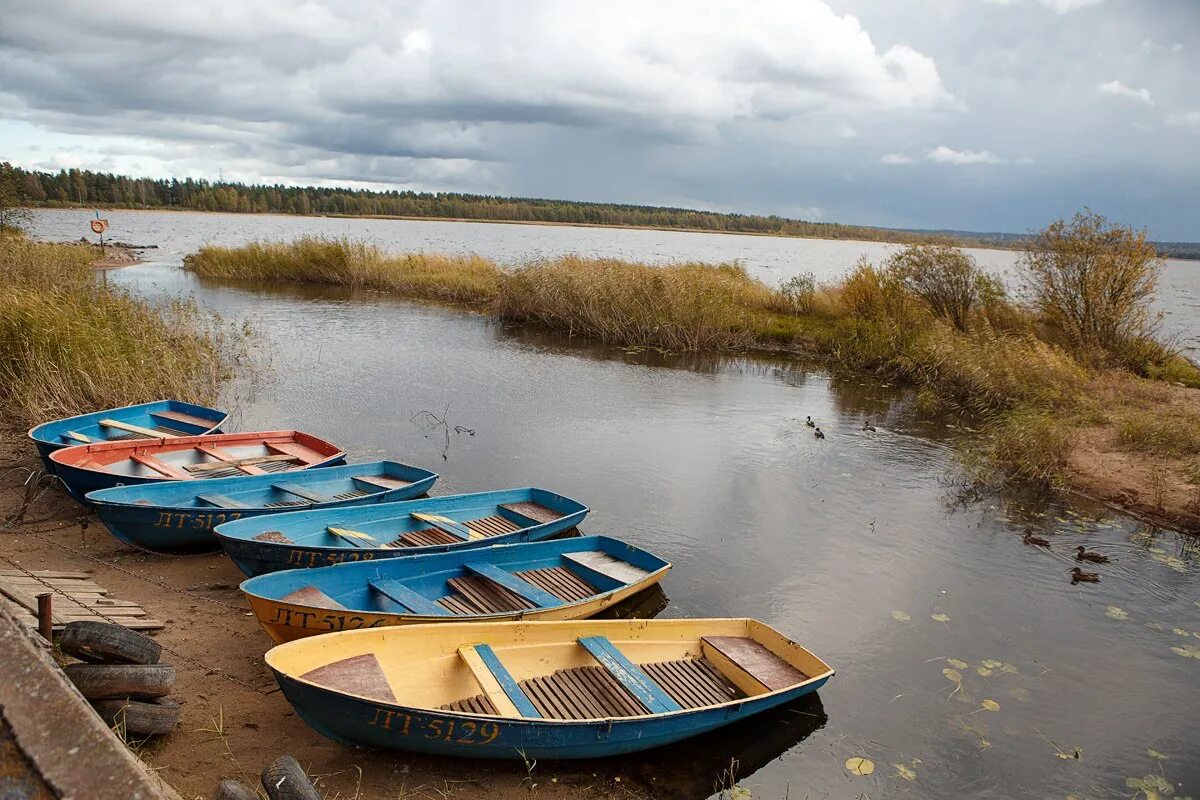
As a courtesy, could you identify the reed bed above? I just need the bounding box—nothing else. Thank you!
[0,236,248,426]
[184,238,501,306]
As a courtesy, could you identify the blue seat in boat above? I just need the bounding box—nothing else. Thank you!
[470,643,541,718]
[411,513,473,541]
[463,563,562,608]
[577,635,682,714]
[367,578,451,616]
[196,493,248,509]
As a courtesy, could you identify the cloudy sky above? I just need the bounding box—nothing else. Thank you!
[1,0,1196,238]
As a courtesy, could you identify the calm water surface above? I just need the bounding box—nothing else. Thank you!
[30,211,1200,799]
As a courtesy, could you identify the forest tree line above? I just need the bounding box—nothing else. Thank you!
[2,162,1196,257]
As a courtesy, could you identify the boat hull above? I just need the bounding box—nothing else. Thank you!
[271,668,829,759]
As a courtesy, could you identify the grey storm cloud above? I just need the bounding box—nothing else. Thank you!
[0,0,1197,237]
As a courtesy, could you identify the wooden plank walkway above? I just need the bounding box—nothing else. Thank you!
[0,570,163,631]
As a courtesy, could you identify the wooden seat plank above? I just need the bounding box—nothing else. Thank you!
[463,563,562,609]
[149,409,218,428]
[281,585,346,610]
[327,526,378,548]
[368,578,450,616]
[272,482,333,504]
[498,502,564,525]
[563,551,651,585]
[61,431,91,443]
[129,453,192,479]
[100,418,175,438]
[185,454,300,474]
[352,474,413,491]
[459,644,539,718]
[701,636,808,691]
[577,635,682,714]
[195,492,249,509]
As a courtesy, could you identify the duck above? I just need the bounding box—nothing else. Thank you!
[1022,529,1051,547]
[1075,545,1110,564]
[1069,567,1100,584]
[805,416,816,428]
[814,427,826,440]
[862,420,877,432]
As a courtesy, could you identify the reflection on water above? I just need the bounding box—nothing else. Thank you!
[28,213,1200,799]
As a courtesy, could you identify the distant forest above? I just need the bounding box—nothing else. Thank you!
[3,163,1197,258]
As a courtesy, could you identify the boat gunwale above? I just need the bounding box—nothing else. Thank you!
[265,619,835,724]
[27,399,228,447]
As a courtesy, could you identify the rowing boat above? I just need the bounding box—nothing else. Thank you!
[264,618,834,759]
[50,430,345,503]
[28,400,227,474]
[240,536,669,643]
[213,488,588,577]
[85,461,438,553]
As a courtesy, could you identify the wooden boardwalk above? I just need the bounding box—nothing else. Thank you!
[0,569,162,631]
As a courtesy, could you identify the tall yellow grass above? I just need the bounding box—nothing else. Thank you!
[0,236,248,426]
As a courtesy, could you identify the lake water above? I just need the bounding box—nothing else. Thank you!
[29,210,1200,800]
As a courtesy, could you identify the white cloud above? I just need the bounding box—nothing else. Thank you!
[1097,80,1154,106]
[982,0,1104,13]
[927,145,1004,165]
[880,153,913,165]
[1166,111,1200,130]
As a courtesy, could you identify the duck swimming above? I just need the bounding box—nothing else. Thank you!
[862,420,876,432]
[1075,546,1110,564]
[805,416,816,428]
[814,427,826,440]
[1069,567,1100,584]
[1022,529,1051,548]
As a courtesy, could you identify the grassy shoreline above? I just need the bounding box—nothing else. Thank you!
[0,234,248,428]
[185,234,1200,531]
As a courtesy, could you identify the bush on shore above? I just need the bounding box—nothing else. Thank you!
[0,236,248,426]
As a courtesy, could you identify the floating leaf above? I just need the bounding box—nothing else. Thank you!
[894,763,917,782]
[943,668,963,682]
[730,787,752,800]
[981,699,1000,712]
[1148,749,1169,760]
[1126,774,1173,796]
[1009,686,1031,702]
[1105,606,1129,620]
[1174,628,1190,637]
[981,659,1003,669]
[947,659,969,670]
[977,667,994,677]
[931,613,951,623]
[891,610,911,622]
[999,663,1019,674]
[844,757,875,776]
[1170,644,1200,659]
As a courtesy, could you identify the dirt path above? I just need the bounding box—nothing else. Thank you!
[0,432,656,800]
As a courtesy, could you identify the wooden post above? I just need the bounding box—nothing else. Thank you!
[36,592,53,642]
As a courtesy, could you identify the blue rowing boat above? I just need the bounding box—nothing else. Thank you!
[264,618,835,759]
[28,400,227,474]
[85,461,439,554]
[241,536,670,643]
[213,488,589,578]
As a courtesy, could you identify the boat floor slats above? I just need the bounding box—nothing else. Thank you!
[498,502,564,525]
[257,459,299,473]
[446,576,534,614]
[463,563,562,608]
[281,585,346,610]
[441,658,737,720]
[441,694,498,715]
[578,635,682,713]
[642,658,743,709]
[465,515,522,537]
[514,567,596,602]
[701,636,809,690]
[263,499,309,508]
[562,551,651,584]
[389,515,515,549]
[331,489,369,501]
[300,653,395,703]
[436,594,479,616]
